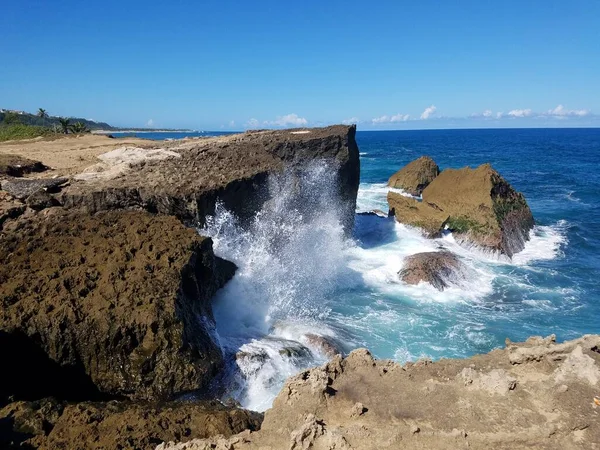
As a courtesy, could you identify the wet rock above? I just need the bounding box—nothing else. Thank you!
[0,209,236,402]
[388,163,534,256]
[303,334,343,359]
[399,251,465,291]
[0,398,262,450]
[1,177,68,200]
[279,342,312,359]
[388,156,439,196]
[0,154,47,177]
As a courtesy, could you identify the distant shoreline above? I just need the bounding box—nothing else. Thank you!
[92,129,197,134]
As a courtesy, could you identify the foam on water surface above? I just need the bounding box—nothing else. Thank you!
[200,166,573,411]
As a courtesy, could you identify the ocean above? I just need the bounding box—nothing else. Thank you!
[120,128,600,411]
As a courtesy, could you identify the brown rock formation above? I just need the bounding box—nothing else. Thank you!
[0,154,46,177]
[0,209,235,402]
[388,163,534,256]
[387,156,439,195]
[59,126,360,232]
[399,251,465,291]
[158,335,600,450]
[0,398,262,450]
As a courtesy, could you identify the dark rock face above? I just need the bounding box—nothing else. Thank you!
[388,162,534,256]
[387,156,439,196]
[399,251,465,291]
[0,210,235,402]
[0,398,263,450]
[60,125,360,233]
[0,154,47,177]
[0,177,68,200]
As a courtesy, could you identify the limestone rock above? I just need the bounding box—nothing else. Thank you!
[388,163,534,256]
[0,398,262,450]
[158,335,600,450]
[0,191,25,228]
[387,192,448,238]
[1,177,68,200]
[399,251,465,291]
[0,153,47,177]
[60,125,360,233]
[387,156,439,196]
[0,209,235,402]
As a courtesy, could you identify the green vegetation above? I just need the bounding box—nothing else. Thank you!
[445,215,487,234]
[0,123,51,142]
[0,108,94,141]
[493,195,528,223]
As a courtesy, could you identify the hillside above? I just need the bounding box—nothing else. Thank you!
[0,109,115,131]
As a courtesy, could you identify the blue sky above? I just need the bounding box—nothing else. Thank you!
[2,1,599,130]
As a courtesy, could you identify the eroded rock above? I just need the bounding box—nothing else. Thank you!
[158,335,600,450]
[0,154,47,177]
[0,209,235,402]
[0,398,262,450]
[388,163,534,256]
[387,156,439,196]
[399,251,465,291]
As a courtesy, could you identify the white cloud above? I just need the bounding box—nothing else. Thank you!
[546,104,590,117]
[470,109,494,118]
[146,119,154,127]
[372,115,390,124]
[342,117,360,125]
[507,109,533,118]
[265,113,308,127]
[496,112,504,119]
[229,120,235,127]
[420,105,437,120]
[245,118,260,129]
[390,113,410,122]
[371,113,410,124]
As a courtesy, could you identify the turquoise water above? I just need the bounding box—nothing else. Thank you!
[143,128,600,410]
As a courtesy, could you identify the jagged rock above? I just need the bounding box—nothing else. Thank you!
[387,156,439,196]
[388,163,534,256]
[399,251,465,291]
[0,154,47,177]
[0,209,235,402]
[0,191,25,229]
[60,125,360,233]
[25,189,59,210]
[158,335,600,449]
[0,398,262,450]
[1,177,67,200]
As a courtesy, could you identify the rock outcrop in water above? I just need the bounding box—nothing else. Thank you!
[388,160,534,256]
[158,334,600,450]
[387,155,439,196]
[399,250,465,291]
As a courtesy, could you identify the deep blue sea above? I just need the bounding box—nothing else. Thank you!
[130,128,600,410]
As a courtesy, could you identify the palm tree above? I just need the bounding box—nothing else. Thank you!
[69,121,89,134]
[58,117,71,134]
[37,108,48,127]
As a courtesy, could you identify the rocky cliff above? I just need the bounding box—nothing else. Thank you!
[159,335,600,450]
[0,126,360,449]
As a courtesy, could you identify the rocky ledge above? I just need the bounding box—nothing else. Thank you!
[388,158,534,257]
[0,126,360,449]
[159,334,600,450]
